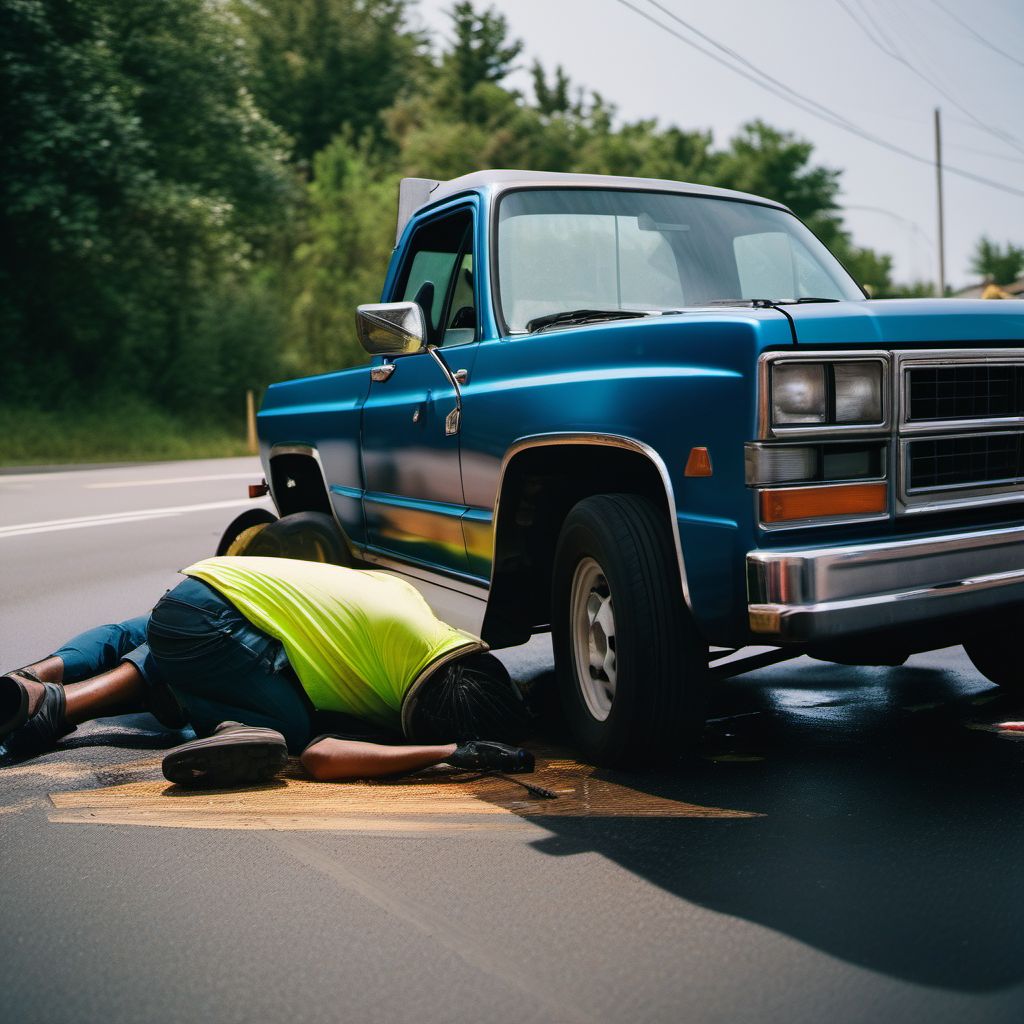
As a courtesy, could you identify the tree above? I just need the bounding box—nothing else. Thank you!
[442,1,522,110]
[971,236,1024,285]
[288,135,397,375]
[0,0,295,407]
[233,0,428,167]
[712,121,843,246]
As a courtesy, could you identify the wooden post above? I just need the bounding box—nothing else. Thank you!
[246,389,258,454]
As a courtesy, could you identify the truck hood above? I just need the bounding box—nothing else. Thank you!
[784,298,1024,347]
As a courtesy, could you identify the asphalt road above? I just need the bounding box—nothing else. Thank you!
[2,458,1024,1024]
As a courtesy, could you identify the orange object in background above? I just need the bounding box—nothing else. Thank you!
[760,482,887,524]
[684,446,713,477]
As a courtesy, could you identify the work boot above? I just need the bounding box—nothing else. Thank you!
[162,722,288,788]
[448,740,534,773]
[1,672,76,755]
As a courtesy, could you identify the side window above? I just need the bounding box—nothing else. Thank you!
[397,210,476,346]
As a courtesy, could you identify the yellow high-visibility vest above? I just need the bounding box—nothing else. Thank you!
[182,556,483,729]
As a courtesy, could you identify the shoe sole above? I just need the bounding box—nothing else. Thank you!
[163,732,288,788]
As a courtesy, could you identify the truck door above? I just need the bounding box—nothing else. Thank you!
[360,203,479,577]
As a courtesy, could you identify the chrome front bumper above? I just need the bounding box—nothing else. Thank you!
[747,524,1024,640]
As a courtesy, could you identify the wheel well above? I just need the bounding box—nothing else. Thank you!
[268,453,332,517]
[481,444,677,646]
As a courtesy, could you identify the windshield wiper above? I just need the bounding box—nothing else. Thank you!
[704,298,778,308]
[525,308,649,333]
[705,297,841,308]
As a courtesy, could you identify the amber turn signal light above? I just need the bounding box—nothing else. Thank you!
[685,447,713,477]
[760,482,886,524]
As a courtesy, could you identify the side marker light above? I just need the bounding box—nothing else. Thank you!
[249,480,270,499]
[685,447,713,477]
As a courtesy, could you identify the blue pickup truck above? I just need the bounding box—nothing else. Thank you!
[245,169,1024,764]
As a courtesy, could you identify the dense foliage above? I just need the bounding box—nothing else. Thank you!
[1,0,979,427]
[971,236,1024,286]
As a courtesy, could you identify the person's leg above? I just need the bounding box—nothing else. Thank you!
[148,578,314,753]
[37,616,152,684]
[1,658,149,752]
[19,656,63,684]
[63,661,148,725]
[6,614,150,693]
[2,615,146,747]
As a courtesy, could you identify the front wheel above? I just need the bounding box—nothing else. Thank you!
[551,494,707,766]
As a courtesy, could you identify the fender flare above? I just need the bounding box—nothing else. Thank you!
[490,432,693,610]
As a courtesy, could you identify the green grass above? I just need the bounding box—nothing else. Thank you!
[0,402,253,466]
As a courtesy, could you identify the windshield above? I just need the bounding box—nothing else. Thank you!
[496,188,864,332]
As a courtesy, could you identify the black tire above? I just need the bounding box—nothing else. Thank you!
[551,494,707,766]
[218,510,354,567]
[964,617,1024,692]
[216,508,278,556]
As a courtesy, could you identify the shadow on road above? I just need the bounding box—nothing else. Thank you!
[525,658,1024,993]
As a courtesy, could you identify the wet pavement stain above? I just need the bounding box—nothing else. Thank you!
[46,752,763,832]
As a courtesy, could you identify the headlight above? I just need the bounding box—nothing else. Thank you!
[772,363,826,424]
[834,362,882,423]
[771,360,884,427]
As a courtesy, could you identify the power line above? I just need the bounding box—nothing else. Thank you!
[949,142,1024,166]
[639,0,867,135]
[929,0,1024,72]
[836,0,1024,156]
[844,204,936,248]
[609,0,1024,199]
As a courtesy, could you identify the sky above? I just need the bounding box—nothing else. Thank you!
[412,0,1024,289]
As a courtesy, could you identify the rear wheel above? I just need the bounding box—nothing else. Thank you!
[216,508,277,556]
[551,494,707,766]
[217,510,353,566]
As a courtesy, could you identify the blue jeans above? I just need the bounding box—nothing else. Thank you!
[56,616,157,687]
[55,578,314,753]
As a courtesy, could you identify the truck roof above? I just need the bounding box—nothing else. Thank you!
[396,169,790,243]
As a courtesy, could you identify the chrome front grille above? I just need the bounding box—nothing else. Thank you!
[907,364,1024,422]
[907,432,1024,492]
[898,351,1024,512]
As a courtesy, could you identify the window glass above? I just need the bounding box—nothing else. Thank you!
[734,232,795,299]
[497,189,862,332]
[443,252,476,346]
[397,210,475,346]
[402,251,457,330]
[734,231,842,300]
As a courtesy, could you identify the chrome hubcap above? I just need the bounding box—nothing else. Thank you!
[570,557,617,722]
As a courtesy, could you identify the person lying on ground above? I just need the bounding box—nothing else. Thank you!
[0,556,533,786]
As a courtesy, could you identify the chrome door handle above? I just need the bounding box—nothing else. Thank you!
[454,368,469,385]
[370,363,396,383]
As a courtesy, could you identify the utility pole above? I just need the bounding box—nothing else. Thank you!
[934,107,946,297]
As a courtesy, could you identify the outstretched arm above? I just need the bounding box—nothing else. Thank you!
[300,736,457,782]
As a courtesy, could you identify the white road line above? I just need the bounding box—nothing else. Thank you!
[86,472,259,489]
[0,498,265,539]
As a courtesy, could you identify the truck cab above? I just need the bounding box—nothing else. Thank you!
[254,169,1024,764]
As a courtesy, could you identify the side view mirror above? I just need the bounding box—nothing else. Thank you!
[356,301,427,357]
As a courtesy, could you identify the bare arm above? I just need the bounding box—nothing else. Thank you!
[300,737,458,782]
